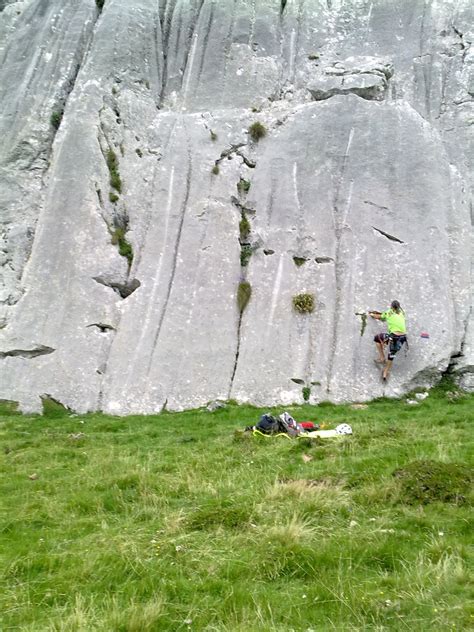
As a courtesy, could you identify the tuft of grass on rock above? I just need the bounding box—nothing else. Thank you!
[237,178,251,195]
[211,164,219,175]
[248,121,267,141]
[237,281,252,312]
[109,192,119,204]
[293,293,315,314]
[240,244,253,267]
[293,256,307,267]
[210,130,218,141]
[50,110,63,130]
[106,149,122,193]
[111,226,133,266]
[239,214,251,241]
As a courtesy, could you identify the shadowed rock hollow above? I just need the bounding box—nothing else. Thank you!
[0,0,472,413]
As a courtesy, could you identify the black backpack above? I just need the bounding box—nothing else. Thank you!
[255,413,293,435]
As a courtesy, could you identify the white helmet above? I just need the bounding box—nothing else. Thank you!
[335,423,352,435]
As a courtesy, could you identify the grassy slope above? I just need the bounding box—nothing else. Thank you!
[0,386,473,631]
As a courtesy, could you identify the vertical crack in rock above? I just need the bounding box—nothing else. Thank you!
[146,122,193,378]
[448,305,473,383]
[292,162,305,252]
[292,0,306,83]
[7,3,101,168]
[221,0,239,101]
[180,0,207,99]
[196,1,215,90]
[0,1,103,309]
[97,114,135,270]
[451,25,467,62]
[229,310,243,398]
[157,0,178,105]
[229,173,255,397]
[418,0,432,119]
[326,127,354,392]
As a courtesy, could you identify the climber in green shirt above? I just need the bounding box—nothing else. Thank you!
[369,300,407,381]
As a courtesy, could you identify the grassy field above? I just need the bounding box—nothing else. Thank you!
[1,383,473,631]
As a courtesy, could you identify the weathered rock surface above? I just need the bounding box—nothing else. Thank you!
[0,0,472,413]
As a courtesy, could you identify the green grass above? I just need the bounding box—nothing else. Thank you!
[237,281,252,312]
[110,226,133,266]
[106,148,122,193]
[239,214,251,241]
[1,385,473,631]
[293,292,315,314]
[50,110,63,131]
[248,121,267,141]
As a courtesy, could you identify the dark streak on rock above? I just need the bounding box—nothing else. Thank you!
[372,226,405,244]
[0,345,55,359]
[86,323,116,333]
[230,196,256,216]
[228,308,243,398]
[364,200,389,211]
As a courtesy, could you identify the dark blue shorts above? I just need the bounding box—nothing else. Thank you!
[374,333,407,360]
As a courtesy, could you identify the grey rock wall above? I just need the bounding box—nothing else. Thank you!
[0,0,472,413]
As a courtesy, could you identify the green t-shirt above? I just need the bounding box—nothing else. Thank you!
[380,309,406,334]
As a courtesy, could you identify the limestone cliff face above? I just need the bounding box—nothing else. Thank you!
[0,0,472,413]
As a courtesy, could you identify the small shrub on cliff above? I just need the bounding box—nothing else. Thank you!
[211,164,219,175]
[50,110,63,130]
[237,281,252,312]
[106,149,122,193]
[240,244,252,267]
[239,214,251,241]
[111,227,133,266]
[293,256,307,267]
[237,178,251,195]
[293,293,315,314]
[248,121,267,141]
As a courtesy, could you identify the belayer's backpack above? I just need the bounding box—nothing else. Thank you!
[255,414,283,434]
[255,413,301,436]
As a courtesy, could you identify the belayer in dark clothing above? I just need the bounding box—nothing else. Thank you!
[369,300,407,382]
